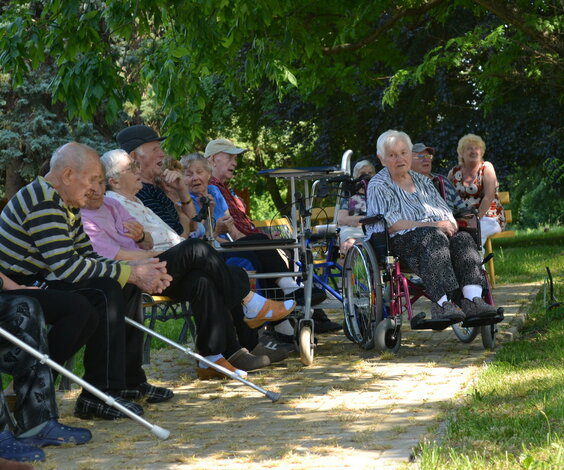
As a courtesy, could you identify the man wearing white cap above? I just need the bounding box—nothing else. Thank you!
[411,143,468,214]
[205,138,341,335]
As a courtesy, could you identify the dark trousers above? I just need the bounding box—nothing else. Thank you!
[158,238,252,357]
[3,289,99,367]
[0,295,58,434]
[223,233,290,293]
[390,228,483,302]
[45,278,146,390]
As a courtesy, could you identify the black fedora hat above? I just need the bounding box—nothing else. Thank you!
[116,125,166,153]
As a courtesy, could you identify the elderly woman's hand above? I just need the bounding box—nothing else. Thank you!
[435,220,458,237]
[214,215,234,235]
[122,220,145,241]
[162,169,188,194]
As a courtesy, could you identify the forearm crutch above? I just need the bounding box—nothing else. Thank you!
[125,317,281,402]
[0,326,170,440]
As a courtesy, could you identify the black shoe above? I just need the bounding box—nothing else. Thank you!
[260,330,298,353]
[118,382,174,404]
[138,382,174,403]
[74,393,144,420]
[430,302,465,321]
[460,297,498,318]
[312,309,342,333]
[285,286,327,306]
[228,347,271,371]
[251,342,289,363]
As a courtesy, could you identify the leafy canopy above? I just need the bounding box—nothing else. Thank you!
[1,0,561,155]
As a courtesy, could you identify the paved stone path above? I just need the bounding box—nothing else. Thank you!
[35,283,538,470]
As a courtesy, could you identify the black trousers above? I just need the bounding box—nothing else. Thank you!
[158,238,253,357]
[3,288,99,368]
[28,278,146,391]
[222,233,290,293]
[0,295,58,434]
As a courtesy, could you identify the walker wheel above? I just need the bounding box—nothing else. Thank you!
[299,325,314,366]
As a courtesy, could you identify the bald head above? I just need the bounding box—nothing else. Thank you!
[45,142,104,209]
[50,142,99,173]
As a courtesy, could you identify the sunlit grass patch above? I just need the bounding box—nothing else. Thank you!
[417,280,564,469]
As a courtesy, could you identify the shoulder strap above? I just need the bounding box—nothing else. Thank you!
[436,175,446,200]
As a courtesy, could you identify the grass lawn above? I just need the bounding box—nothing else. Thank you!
[491,226,564,285]
[415,225,564,469]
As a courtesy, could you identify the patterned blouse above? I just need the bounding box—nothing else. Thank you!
[365,168,456,239]
[449,163,506,230]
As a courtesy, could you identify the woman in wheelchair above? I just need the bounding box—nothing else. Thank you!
[365,130,499,322]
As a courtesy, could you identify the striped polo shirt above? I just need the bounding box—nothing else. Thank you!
[0,177,129,285]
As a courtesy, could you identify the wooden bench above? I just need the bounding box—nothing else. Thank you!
[311,206,336,227]
[484,191,515,288]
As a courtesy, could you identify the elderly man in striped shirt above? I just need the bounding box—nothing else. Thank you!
[0,142,174,421]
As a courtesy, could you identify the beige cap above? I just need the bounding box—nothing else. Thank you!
[204,138,247,159]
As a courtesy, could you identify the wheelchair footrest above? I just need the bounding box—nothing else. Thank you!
[410,312,458,331]
[461,309,504,327]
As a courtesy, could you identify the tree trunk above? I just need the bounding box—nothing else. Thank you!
[5,158,24,200]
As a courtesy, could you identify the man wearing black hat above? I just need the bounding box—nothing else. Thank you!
[116,125,197,236]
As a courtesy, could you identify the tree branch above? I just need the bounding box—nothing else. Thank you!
[471,0,563,57]
[321,0,446,56]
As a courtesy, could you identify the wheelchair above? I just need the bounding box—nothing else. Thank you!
[342,215,504,353]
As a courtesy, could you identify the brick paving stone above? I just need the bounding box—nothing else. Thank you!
[32,283,538,470]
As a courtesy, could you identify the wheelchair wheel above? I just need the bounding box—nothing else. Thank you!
[342,314,355,342]
[342,240,383,350]
[374,317,401,353]
[480,323,497,350]
[298,324,314,366]
[451,323,479,343]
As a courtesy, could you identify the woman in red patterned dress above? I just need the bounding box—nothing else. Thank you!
[448,134,506,248]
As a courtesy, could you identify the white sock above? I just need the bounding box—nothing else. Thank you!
[274,320,294,336]
[437,294,448,306]
[199,354,223,369]
[276,277,300,296]
[462,285,482,300]
[243,292,294,319]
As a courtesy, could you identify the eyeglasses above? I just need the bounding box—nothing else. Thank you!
[412,154,434,160]
[121,160,141,173]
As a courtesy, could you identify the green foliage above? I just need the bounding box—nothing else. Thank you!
[419,279,564,470]
[1,1,561,150]
[0,66,113,196]
[508,160,564,228]
[0,0,561,212]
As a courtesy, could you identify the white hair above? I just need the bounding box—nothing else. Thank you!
[352,160,375,179]
[100,149,130,185]
[376,130,413,158]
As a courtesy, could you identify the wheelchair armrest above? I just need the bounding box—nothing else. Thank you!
[453,208,478,218]
[359,214,384,226]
